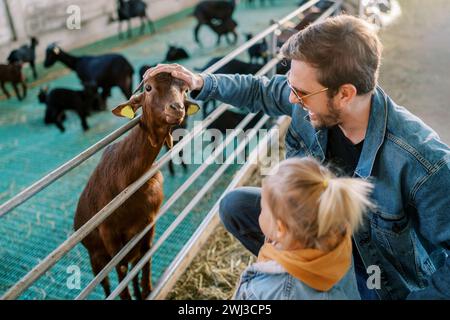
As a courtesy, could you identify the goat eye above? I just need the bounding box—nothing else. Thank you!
[145,84,152,92]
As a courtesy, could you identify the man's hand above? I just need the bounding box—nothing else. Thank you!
[143,63,204,91]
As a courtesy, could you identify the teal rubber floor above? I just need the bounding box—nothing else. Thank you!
[0,1,298,299]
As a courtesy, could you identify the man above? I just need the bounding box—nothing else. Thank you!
[145,15,450,299]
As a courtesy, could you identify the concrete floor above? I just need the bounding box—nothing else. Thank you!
[0,1,300,300]
[378,0,450,144]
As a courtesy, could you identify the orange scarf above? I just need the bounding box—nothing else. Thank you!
[257,232,352,292]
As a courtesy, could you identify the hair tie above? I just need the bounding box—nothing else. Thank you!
[323,179,329,188]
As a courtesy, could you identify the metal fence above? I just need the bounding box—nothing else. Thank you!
[0,0,342,300]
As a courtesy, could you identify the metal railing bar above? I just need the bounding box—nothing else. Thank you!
[0,0,322,219]
[202,0,320,74]
[1,101,232,300]
[0,104,232,219]
[76,58,284,299]
[147,115,289,300]
[144,4,345,293]
[2,1,337,298]
[107,114,271,300]
[75,108,259,299]
[314,0,343,24]
[0,117,140,217]
[3,54,278,300]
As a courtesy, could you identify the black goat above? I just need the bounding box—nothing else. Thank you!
[165,45,190,62]
[44,44,134,105]
[191,58,269,154]
[196,58,260,118]
[196,57,289,78]
[193,0,236,45]
[139,64,155,80]
[294,1,336,30]
[0,63,27,100]
[196,56,274,159]
[298,0,333,9]
[195,57,263,76]
[7,37,39,80]
[245,33,268,64]
[38,84,101,132]
[195,57,289,117]
[275,7,328,46]
[207,109,266,135]
[244,0,274,6]
[117,0,155,38]
[207,18,238,46]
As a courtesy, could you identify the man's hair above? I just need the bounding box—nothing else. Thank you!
[281,15,383,96]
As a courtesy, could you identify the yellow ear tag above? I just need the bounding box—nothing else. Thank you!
[120,105,135,119]
[186,103,200,116]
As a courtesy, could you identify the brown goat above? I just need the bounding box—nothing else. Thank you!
[74,72,200,300]
[0,63,27,100]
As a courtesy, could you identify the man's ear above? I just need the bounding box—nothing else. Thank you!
[112,92,145,119]
[184,94,200,116]
[337,84,357,107]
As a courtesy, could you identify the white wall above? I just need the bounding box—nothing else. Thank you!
[0,0,199,62]
[0,0,14,45]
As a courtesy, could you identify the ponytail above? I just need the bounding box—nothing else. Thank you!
[317,177,374,237]
[263,157,375,251]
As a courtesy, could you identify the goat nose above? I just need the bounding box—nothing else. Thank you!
[170,103,182,111]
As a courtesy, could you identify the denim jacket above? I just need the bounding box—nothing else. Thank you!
[234,260,361,300]
[194,73,450,300]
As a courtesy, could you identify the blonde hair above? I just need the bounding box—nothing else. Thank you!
[263,157,374,252]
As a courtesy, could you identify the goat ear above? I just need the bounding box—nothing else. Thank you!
[186,102,200,116]
[112,103,135,119]
[112,92,144,119]
[165,132,174,149]
[184,95,200,116]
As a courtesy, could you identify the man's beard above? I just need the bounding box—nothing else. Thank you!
[310,98,341,129]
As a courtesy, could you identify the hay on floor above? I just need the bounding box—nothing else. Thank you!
[168,141,285,299]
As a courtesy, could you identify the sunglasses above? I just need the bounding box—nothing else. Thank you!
[286,73,328,106]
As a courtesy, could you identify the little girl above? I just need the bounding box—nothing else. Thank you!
[234,157,374,300]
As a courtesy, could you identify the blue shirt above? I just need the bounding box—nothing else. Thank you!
[234,260,361,300]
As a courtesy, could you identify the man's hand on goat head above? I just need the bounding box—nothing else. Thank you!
[143,64,204,91]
